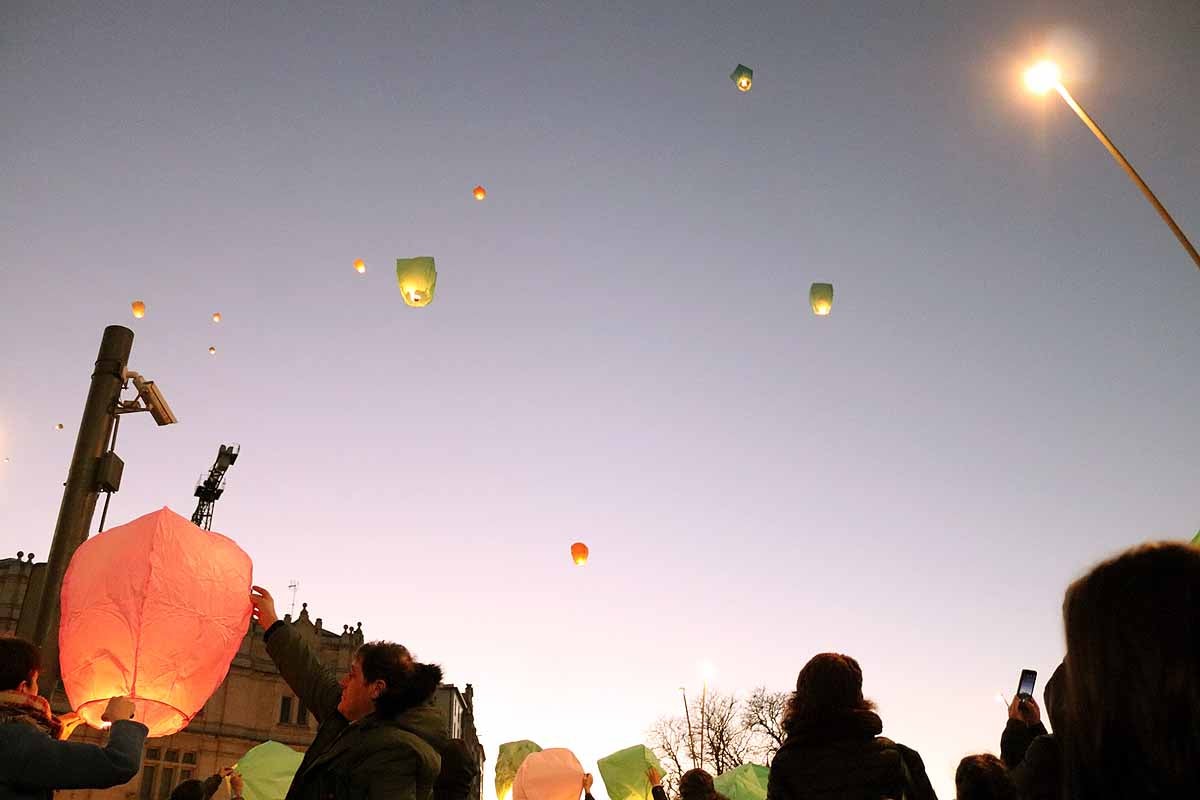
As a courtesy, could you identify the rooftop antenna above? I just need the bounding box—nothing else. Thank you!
[288,580,300,617]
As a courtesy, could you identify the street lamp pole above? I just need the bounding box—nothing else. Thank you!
[681,687,697,768]
[1027,60,1200,272]
[31,325,134,700]
[1055,83,1200,270]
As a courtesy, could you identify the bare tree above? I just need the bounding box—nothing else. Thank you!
[742,687,788,763]
[648,689,787,796]
[700,692,752,775]
[648,715,689,798]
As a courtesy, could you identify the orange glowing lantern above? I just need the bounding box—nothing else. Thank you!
[570,542,589,566]
[473,185,487,201]
[212,312,222,323]
[513,749,584,800]
[354,259,366,274]
[131,301,146,319]
[58,507,253,737]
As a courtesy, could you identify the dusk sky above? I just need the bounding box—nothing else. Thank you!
[2,1,1198,797]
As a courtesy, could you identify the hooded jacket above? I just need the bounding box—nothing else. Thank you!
[265,622,447,800]
[766,709,936,800]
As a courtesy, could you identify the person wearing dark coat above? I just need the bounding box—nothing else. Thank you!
[0,636,148,800]
[999,662,1064,800]
[251,587,448,800]
[432,740,481,800]
[766,653,937,800]
[954,754,1016,800]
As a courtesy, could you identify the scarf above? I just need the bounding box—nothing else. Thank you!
[0,689,64,739]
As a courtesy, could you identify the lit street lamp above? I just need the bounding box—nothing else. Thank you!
[1024,60,1200,271]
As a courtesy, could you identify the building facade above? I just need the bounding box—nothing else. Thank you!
[0,553,484,800]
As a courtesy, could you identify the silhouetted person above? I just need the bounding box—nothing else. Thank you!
[955,754,1016,800]
[1060,542,1200,800]
[766,653,937,800]
[1000,662,1065,800]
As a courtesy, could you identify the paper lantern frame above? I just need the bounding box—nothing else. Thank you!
[59,507,253,737]
[396,257,438,307]
[809,283,833,316]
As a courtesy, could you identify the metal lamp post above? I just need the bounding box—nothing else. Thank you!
[1024,60,1200,272]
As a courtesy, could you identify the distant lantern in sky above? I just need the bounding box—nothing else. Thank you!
[730,64,753,92]
[570,542,589,566]
[55,423,64,431]
[59,507,253,737]
[353,258,366,274]
[396,257,437,307]
[809,283,834,316]
[211,312,221,323]
[208,346,217,356]
[473,185,487,201]
[131,300,146,319]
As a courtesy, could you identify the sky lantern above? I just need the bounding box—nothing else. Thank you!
[731,64,753,92]
[496,741,542,800]
[58,506,253,737]
[598,745,669,800]
[809,283,833,316]
[513,749,584,800]
[713,765,770,800]
[473,185,487,201]
[208,346,217,356]
[570,542,589,566]
[131,300,146,319]
[234,741,303,800]
[212,312,222,323]
[55,423,64,431]
[354,259,366,274]
[396,257,437,307]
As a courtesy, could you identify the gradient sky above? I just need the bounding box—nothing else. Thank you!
[2,1,1198,797]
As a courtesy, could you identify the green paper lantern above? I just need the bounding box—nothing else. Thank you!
[1191,530,1200,545]
[809,283,834,316]
[234,741,303,800]
[597,744,668,800]
[496,740,542,800]
[396,256,438,307]
[730,64,753,92]
[713,764,770,800]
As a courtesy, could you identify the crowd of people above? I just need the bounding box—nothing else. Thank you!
[1,540,1197,800]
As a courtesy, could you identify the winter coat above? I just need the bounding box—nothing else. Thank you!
[766,710,937,800]
[1000,661,1065,800]
[265,622,447,800]
[0,708,147,800]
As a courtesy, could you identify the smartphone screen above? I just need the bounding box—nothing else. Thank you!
[1017,669,1037,698]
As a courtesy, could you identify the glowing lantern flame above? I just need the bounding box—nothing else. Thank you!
[212,312,221,323]
[1024,60,1062,95]
[354,259,366,274]
[570,542,589,566]
[396,257,438,308]
[473,185,487,201]
[58,507,253,737]
[809,283,834,316]
[730,64,753,92]
[131,301,146,319]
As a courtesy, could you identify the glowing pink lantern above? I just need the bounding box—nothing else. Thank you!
[513,748,585,800]
[59,507,253,737]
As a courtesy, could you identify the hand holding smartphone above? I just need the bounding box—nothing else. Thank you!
[1017,669,1038,699]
